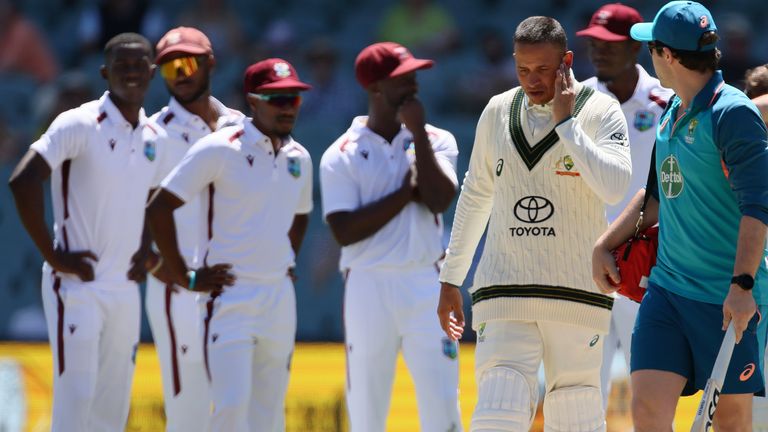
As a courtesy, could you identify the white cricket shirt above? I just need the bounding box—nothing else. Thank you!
[320,116,459,271]
[583,65,673,221]
[161,121,313,284]
[31,91,171,286]
[150,96,244,266]
[439,84,631,331]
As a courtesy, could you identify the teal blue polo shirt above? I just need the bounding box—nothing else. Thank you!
[649,71,768,305]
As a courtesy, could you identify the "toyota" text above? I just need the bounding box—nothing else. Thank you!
[509,227,556,237]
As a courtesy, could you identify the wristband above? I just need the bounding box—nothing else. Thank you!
[187,270,197,291]
[731,273,754,291]
[149,257,163,275]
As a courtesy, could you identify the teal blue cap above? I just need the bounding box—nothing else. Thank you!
[630,1,717,51]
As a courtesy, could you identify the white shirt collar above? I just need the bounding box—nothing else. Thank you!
[347,115,411,144]
[242,120,295,153]
[523,95,554,113]
[99,91,147,127]
[167,96,237,130]
[347,116,369,141]
[632,64,661,101]
[595,64,657,106]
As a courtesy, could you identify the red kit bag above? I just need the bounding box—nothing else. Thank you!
[612,225,658,302]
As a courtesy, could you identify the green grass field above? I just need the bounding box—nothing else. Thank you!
[0,342,701,431]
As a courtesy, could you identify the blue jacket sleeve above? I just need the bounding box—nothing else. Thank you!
[715,99,768,225]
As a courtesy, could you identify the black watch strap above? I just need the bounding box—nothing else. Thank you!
[731,274,755,291]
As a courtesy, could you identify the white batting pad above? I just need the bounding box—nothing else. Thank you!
[471,367,535,431]
[543,386,605,432]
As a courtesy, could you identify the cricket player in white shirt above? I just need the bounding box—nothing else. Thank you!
[144,26,244,432]
[8,33,168,432]
[146,58,313,432]
[437,16,631,431]
[576,3,673,411]
[320,42,462,432]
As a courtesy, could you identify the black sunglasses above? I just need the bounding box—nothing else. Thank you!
[647,41,667,55]
[248,93,302,108]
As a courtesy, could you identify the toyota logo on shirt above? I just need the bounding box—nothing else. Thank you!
[513,196,554,223]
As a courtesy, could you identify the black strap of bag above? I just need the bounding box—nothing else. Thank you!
[636,143,657,231]
[621,94,676,260]
[622,143,658,261]
[632,93,676,240]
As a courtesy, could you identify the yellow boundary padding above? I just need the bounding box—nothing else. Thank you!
[0,342,699,431]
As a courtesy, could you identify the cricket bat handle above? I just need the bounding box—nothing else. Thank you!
[690,322,736,432]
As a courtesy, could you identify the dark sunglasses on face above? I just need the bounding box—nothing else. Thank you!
[248,93,302,108]
[159,56,204,80]
[647,41,667,55]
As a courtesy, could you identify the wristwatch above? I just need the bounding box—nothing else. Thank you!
[731,273,754,291]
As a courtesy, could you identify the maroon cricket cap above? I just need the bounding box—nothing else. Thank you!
[243,58,312,93]
[576,3,643,42]
[354,42,434,88]
[155,26,213,64]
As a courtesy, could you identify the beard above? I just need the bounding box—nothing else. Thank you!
[274,115,296,138]
[171,74,211,104]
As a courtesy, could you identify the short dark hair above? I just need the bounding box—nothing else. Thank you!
[104,33,153,62]
[513,16,567,51]
[744,64,768,99]
[651,32,720,73]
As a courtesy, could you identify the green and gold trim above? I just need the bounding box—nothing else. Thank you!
[509,86,595,170]
[472,284,614,310]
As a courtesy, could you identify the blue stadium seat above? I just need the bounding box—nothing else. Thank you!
[0,164,48,340]
[0,74,40,139]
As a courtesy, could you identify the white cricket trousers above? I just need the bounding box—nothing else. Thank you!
[474,320,605,431]
[41,271,140,432]
[203,276,296,432]
[599,296,638,409]
[146,276,211,432]
[344,266,462,432]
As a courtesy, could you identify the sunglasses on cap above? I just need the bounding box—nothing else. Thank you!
[248,93,302,108]
[159,56,205,80]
